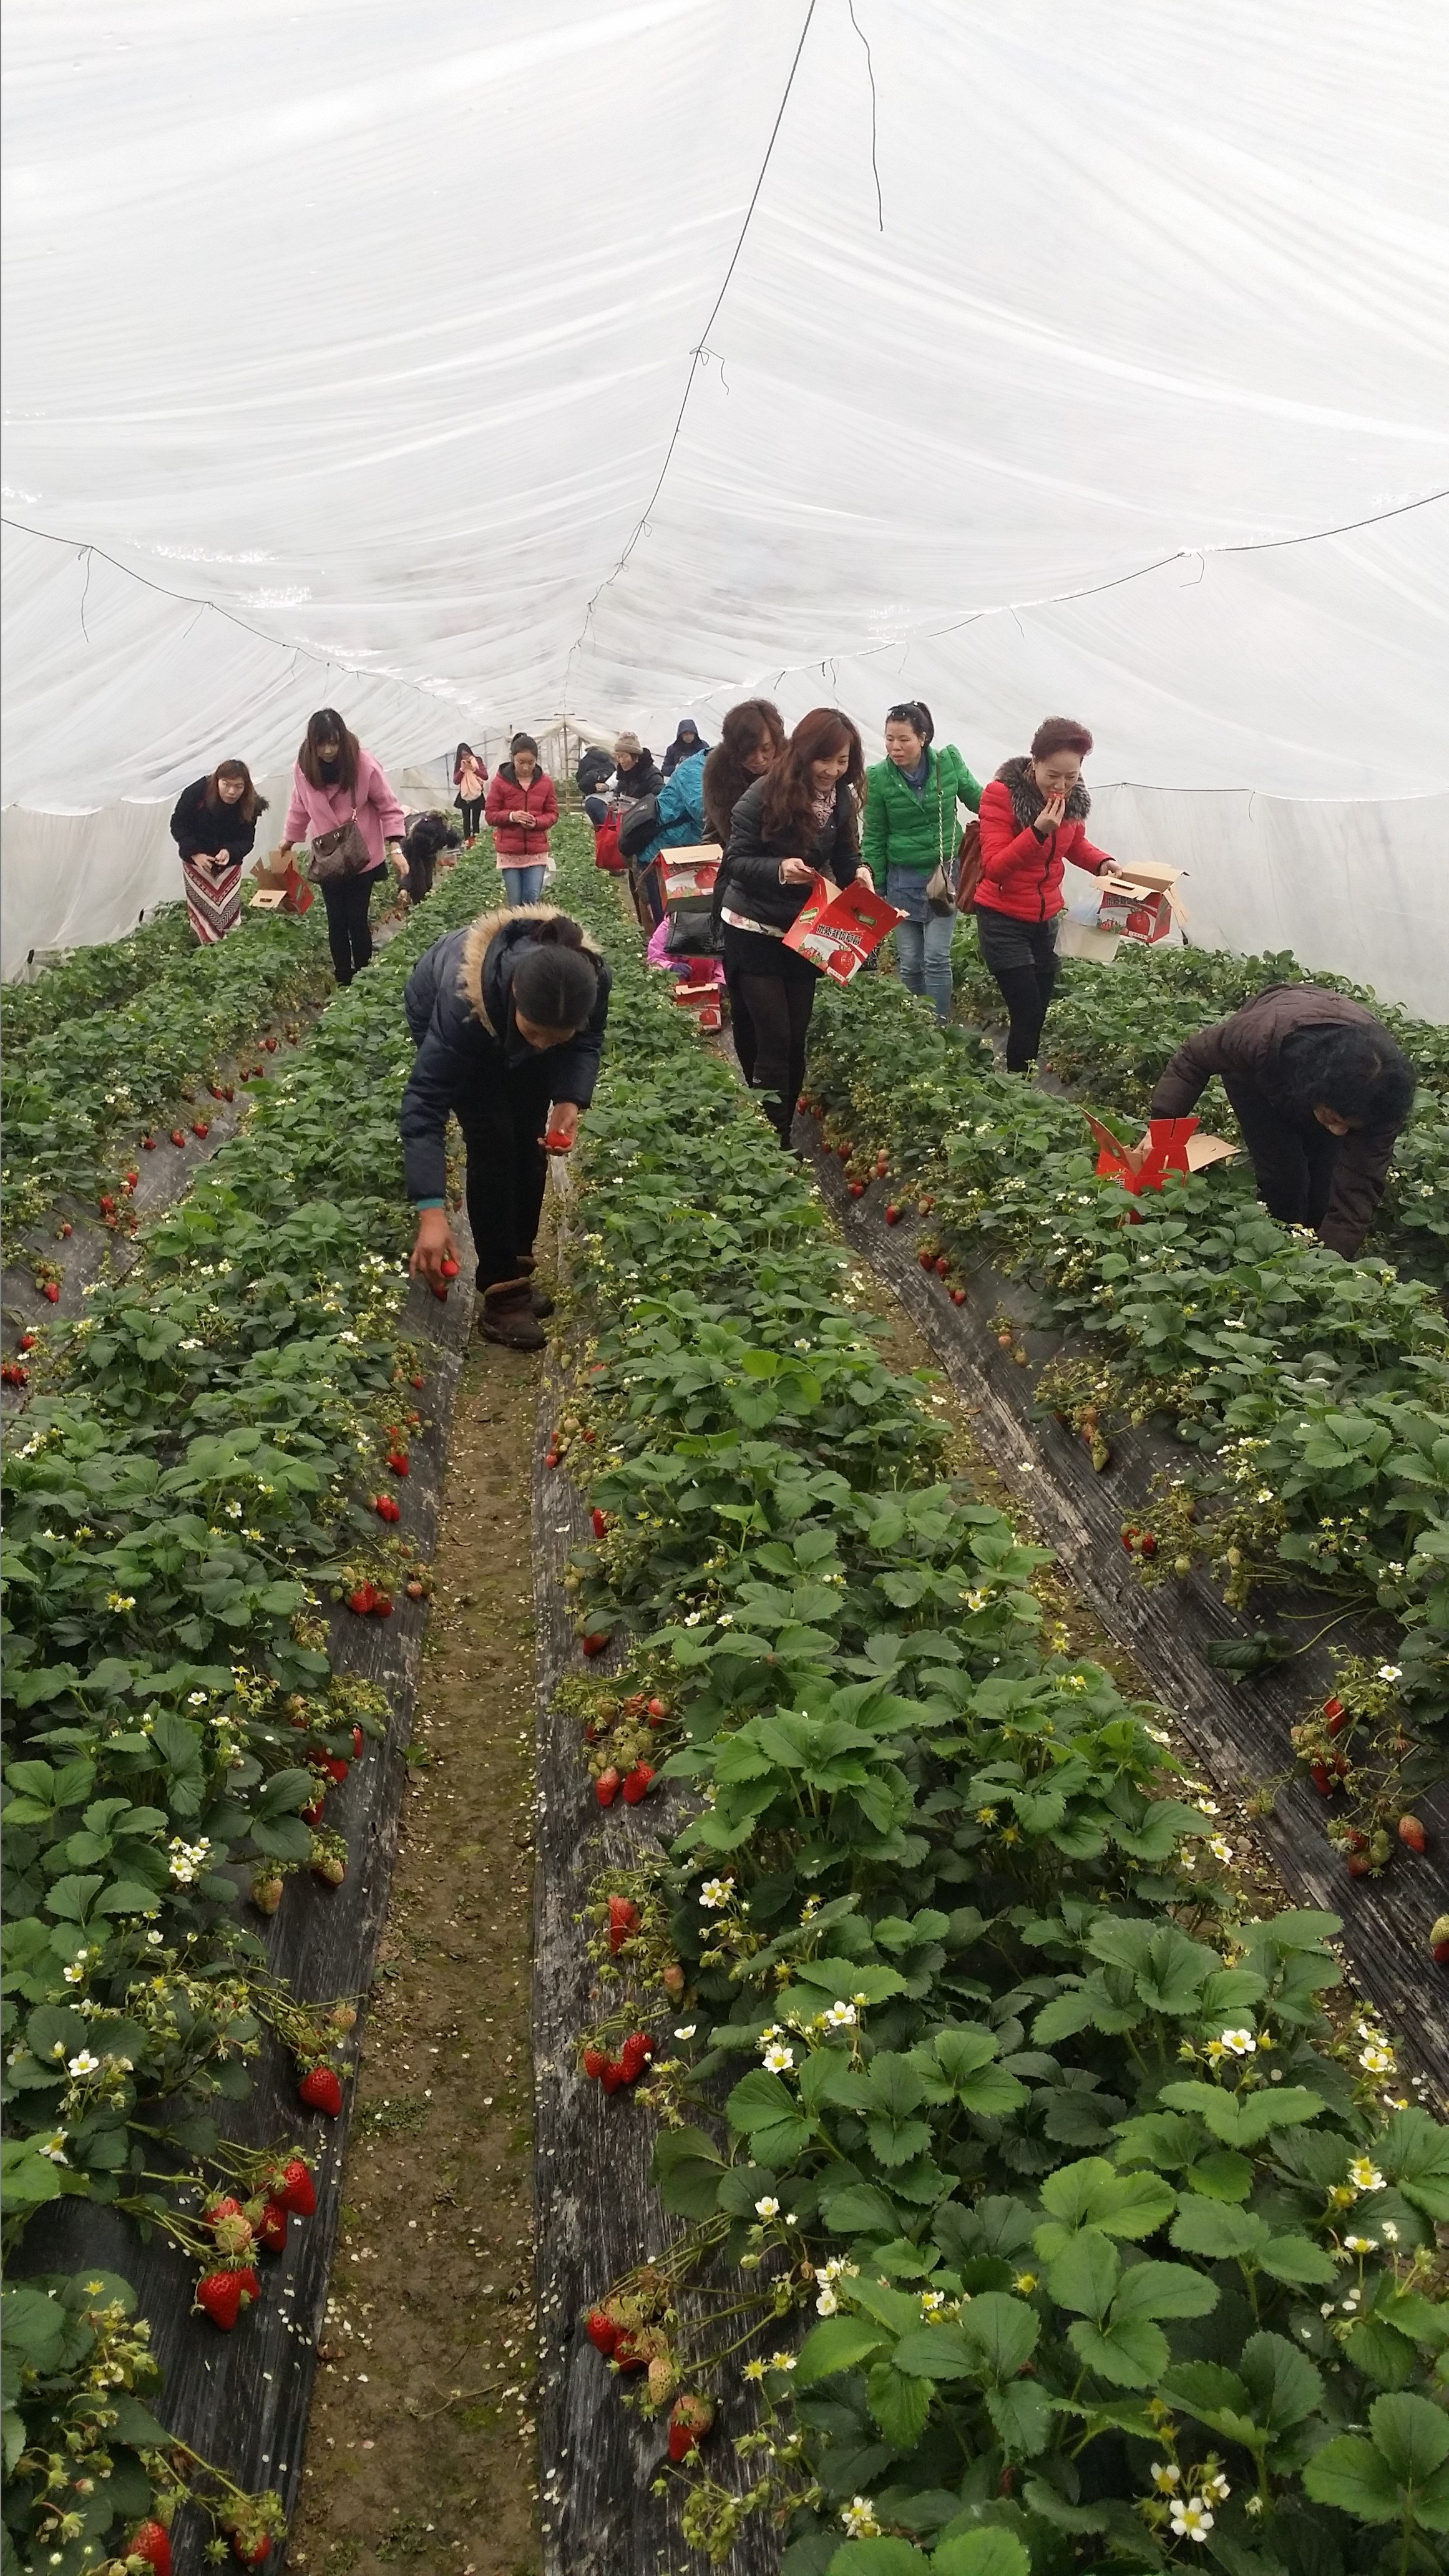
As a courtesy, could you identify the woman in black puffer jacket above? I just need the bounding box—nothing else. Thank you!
[714,707,870,1143]
[401,905,611,1347]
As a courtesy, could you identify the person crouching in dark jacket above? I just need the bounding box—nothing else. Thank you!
[714,706,871,1145]
[401,810,462,907]
[1149,985,1416,1258]
[402,906,612,1347]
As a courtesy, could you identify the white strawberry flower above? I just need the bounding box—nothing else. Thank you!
[762,2043,794,2075]
[1208,1836,1233,1863]
[840,2498,881,2539]
[1220,2028,1257,2056]
[1344,2234,1377,2255]
[698,1878,731,1911]
[822,2000,857,2028]
[754,2197,781,2220]
[67,2051,100,2079]
[767,2349,797,2371]
[38,2132,69,2163]
[1169,2496,1214,2542]
[1377,1664,1402,1683]
[1360,2042,1395,2075]
[1348,2157,1385,2193]
[1204,2471,1231,2500]
[815,2283,839,2316]
[1149,2462,1181,2494]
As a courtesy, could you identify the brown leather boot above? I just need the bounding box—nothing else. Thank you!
[479,1277,547,1350]
[516,1254,555,1319]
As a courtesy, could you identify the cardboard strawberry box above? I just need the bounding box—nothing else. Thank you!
[782,876,904,984]
[661,846,721,906]
[1095,858,1180,945]
[249,850,316,917]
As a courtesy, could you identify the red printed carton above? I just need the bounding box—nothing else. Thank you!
[782,876,904,984]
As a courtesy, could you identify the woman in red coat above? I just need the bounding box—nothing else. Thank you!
[974,716,1115,1070]
[484,733,559,906]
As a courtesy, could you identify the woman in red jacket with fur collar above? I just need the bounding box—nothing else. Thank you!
[973,716,1115,1071]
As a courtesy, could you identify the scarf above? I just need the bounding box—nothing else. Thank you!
[995,754,1090,832]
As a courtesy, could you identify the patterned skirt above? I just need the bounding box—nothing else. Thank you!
[182,856,243,944]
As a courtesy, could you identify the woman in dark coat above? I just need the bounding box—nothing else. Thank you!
[168,759,268,942]
[1150,987,1416,1257]
[714,707,871,1144]
[701,698,786,1084]
[401,905,612,1347]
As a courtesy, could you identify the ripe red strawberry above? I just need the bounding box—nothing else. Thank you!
[18,1333,36,1352]
[875,1156,888,1177]
[99,1194,116,1214]
[348,1581,376,1615]
[935,1254,950,1277]
[204,2193,244,2230]
[171,1128,187,1147]
[1138,1532,1158,1558]
[1348,1851,1372,1878]
[211,1084,226,1100]
[849,1181,864,1198]
[544,1448,560,1468]
[353,1724,364,1755]
[298,2065,343,2116]
[440,1257,459,1279]
[255,2200,288,2255]
[125,1169,139,1187]
[323,1755,349,1783]
[373,1493,401,1523]
[275,2157,317,2216]
[386,1451,409,1476]
[1120,1527,1138,1552]
[592,1508,609,1539]
[620,2031,653,2082]
[193,1120,210,1139]
[42,1281,60,1303]
[300,1798,325,1828]
[581,1630,610,1657]
[951,1287,966,1304]
[197,2270,245,2330]
[1432,1915,1449,1968]
[918,1248,935,1271]
[373,1591,393,1616]
[411,1374,426,1389]
[600,2059,627,2094]
[129,2522,173,2575]
[647,1697,668,1723]
[263,1035,278,1051]
[668,2393,715,2461]
[837,1143,851,1161]
[1310,1761,1332,1798]
[583,2045,610,2080]
[143,1134,157,1149]
[1398,1813,1427,1853]
[1325,1703,1349,1736]
[232,2537,271,2565]
[587,2306,618,2353]
[622,1762,655,1805]
[1,1362,27,1387]
[595,1767,621,1807]
[612,2328,645,2368]
[608,1895,640,1952]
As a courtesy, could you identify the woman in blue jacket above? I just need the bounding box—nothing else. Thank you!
[628,745,708,926]
[402,904,611,1349]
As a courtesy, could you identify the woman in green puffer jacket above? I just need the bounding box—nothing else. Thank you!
[862,701,983,1023]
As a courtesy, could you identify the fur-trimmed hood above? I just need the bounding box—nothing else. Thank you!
[995,753,1090,830]
[457,904,605,1033]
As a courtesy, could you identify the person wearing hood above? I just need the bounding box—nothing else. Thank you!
[576,743,616,812]
[402,905,612,1349]
[974,716,1115,1071]
[484,732,559,904]
[662,717,710,778]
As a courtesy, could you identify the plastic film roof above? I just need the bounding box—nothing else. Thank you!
[3,0,1448,987]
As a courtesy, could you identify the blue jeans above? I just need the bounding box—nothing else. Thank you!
[582,795,608,829]
[891,896,955,1023]
[502,862,547,906]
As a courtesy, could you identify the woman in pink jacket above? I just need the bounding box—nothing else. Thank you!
[484,733,559,905]
[277,708,407,985]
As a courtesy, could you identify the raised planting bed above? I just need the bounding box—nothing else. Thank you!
[2,860,497,2572]
[522,835,1449,2576]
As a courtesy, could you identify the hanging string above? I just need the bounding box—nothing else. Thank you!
[847,0,884,232]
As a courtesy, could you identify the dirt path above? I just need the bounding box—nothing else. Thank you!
[290,1339,544,2576]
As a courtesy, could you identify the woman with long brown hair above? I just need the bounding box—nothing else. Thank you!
[701,699,786,1083]
[168,758,269,944]
[715,706,871,1143]
[276,709,407,985]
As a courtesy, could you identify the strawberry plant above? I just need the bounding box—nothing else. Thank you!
[533,831,1449,2575]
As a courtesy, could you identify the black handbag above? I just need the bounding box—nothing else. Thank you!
[663,899,721,959]
[617,795,660,862]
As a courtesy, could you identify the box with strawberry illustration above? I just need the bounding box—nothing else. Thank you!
[782,875,904,984]
[660,846,722,907]
[249,851,316,917]
[1094,858,1181,945]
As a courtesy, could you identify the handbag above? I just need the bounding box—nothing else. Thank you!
[955,820,983,912]
[923,763,962,915]
[617,794,661,862]
[307,807,371,884]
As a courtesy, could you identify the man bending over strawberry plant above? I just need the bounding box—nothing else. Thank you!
[401,903,612,1347]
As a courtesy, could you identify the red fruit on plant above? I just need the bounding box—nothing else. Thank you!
[323,1755,349,1783]
[42,1281,61,1303]
[373,1493,401,1522]
[581,1630,610,1657]
[592,1508,609,1539]
[1325,1703,1349,1736]
[263,1036,278,1051]
[129,2523,173,2575]
[143,1134,157,1149]
[171,1129,187,1147]
[647,1697,668,1722]
[849,1181,864,1199]
[348,1583,376,1616]
[951,1287,967,1304]
[544,1449,560,1468]
[920,1194,934,1212]
[353,1725,364,1755]
[431,1283,449,1302]
[19,1333,36,1352]
[386,1451,409,1476]
[373,1591,394,1617]
[918,1249,935,1271]
[1323,1695,1345,1721]
[1432,1916,1449,1967]
[232,2539,271,2567]
[255,2200,289,2255]
[212,1084,227,1100]
[885,1204,900,1224]
[197,2271,245,2330]
[1348,1852,1372,1878]
[668,2394,715,2461]
[837,1143,851,1161]
[600,2060,626,2094]
[192,1121,210,1139]
[412,1374,426,1390]
[622,1762,655,1805]
[440,1257,459,1279]
[1310,1762,1332,1798]
[275,2157,317,2217]
[298,2065,343,2116]
[1398,1813,1427,1853]
[1,1362,27,1387]
[608,1895,640,1951]
[204,2194,244,2229]
[612,2328,645,2368]
[1120,1528,1138,1552]
[1138,1533,1158,1558]
[935,1255,950,1276]
[583,2045,610,2080]
[587,2306,619,2354]
[620,2032,653,2082]
[595,1766,621,1807]
[100,1194,116,1214]
[300,1799,325,1828]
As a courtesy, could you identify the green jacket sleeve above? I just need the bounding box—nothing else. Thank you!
[861,763,890,889]
[945,745,983,814]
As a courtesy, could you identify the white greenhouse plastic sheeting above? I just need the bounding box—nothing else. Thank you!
[3,0,1448,1007]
